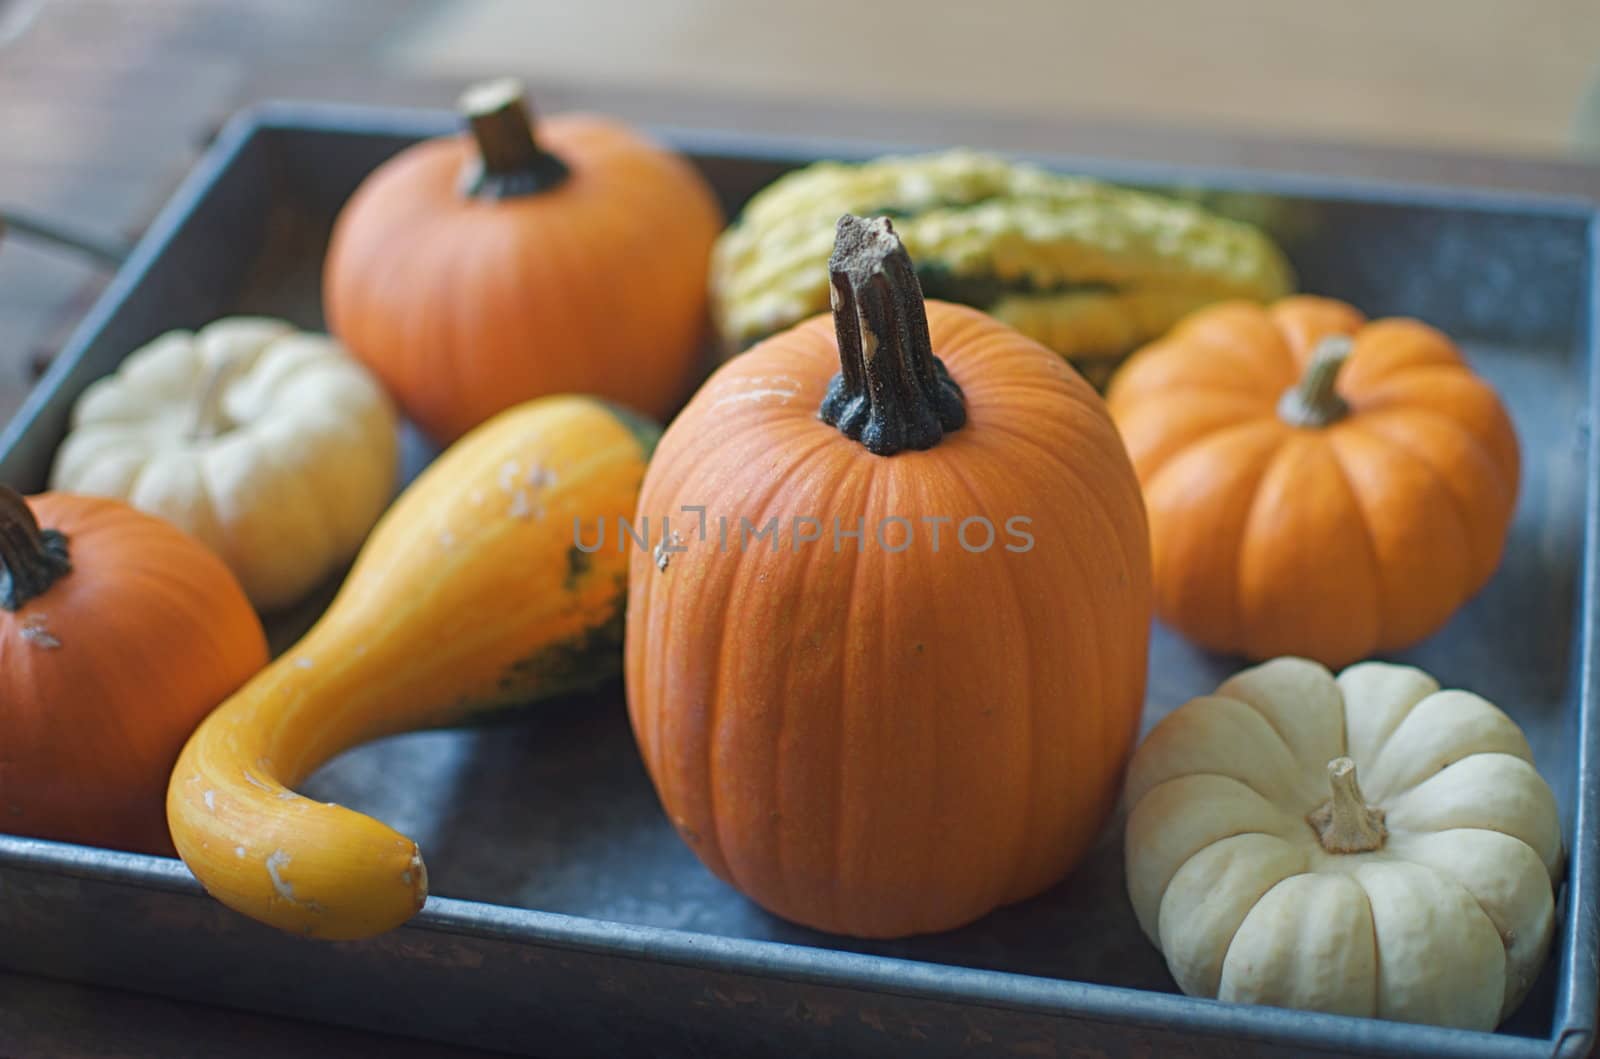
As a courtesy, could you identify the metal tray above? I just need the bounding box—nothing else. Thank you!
[0,103,1595,1059]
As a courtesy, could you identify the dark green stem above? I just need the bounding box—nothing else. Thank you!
[1278,335,1353,428]
[818,215,966,456]
[0,487,70,611]
[457,78,571,200]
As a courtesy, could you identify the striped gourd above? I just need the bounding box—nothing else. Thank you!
[711,150,1295,387]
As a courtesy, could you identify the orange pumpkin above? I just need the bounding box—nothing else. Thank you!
[324,79,723,444]
[1107,295,1519,668]
[625,216,1152,938]
[0,489,266,853]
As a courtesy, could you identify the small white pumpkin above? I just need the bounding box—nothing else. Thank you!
[1124,657,1562,1031]
[50,317,398,610]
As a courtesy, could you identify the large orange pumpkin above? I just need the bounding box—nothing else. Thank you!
[1107,295,1519,668]
[625,216,1152,938]
[324,79,723,444]
[0,489,266,853]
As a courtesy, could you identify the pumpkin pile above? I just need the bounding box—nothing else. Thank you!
[2,77,1559,1039]
[10,78,703,911]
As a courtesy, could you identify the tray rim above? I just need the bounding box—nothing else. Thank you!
[1,100,1597,1059]
[0,837,1570,1059]
[242,98,1600,216]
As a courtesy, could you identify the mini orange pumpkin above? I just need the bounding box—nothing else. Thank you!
[0,488,266,853]
[324,79,723,444]
[626,216,1152,938]
[1107,295,1519,668]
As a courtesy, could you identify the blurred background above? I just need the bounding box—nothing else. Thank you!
[3,0,1599,423]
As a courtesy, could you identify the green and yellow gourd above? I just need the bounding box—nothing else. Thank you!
[711,150,1295,387]
[168,396,657,939]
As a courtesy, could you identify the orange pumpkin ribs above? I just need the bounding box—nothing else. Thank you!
[626,215,1153,938]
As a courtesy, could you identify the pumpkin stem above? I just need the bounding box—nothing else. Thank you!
[0,487,71,611]
[1278,335,1353,428]
[190,356,247,441]
[819,214,966,456]
[1307,756,1387,854]
[458,78,571,200]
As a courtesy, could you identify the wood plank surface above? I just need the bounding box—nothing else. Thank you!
[392,0,1600,156]
[0,0,429,424]
[0,969,511,1058]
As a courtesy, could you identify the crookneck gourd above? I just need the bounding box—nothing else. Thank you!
[1107,295,1520,668]
[710,149,1294,387]
[1125,657,1562,1030]
[324,78,722,444]
[168,396,657,939]
[0,488,265,854]
[628,215,1153,938]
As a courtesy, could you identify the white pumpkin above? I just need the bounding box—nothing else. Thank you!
[50,317,398,610]
[1124,657,1562,1031]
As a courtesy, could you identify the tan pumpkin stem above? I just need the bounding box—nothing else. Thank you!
[0,486,71,612]
[190,356,247,441]
[1307,756,1387,854]
[1278,335,1354,428]
[458,77,571,200]
[819,214,966,456]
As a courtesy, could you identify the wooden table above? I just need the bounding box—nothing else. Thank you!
[0,970,509,1058]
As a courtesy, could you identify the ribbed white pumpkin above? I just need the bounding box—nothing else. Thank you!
[50,317,397,610]
[1124,657,1562,1031]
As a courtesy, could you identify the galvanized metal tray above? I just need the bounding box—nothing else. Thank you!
[0,103,1595,1059]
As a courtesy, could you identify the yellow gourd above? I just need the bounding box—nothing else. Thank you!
[167,396,657,939]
